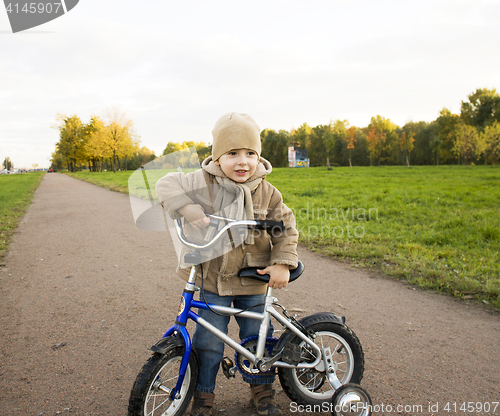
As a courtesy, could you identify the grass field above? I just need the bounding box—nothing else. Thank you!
[65,166,500,309]
[270,166,500,309]
[65,170,131,193]
[0,172,45,262]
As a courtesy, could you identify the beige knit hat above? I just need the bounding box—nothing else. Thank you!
[212,112,261,161]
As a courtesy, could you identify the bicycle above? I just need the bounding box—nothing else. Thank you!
[128,214,372,416]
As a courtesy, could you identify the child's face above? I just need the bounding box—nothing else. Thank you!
[216,148,258,182]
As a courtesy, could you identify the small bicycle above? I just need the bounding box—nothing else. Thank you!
[128,215,372,416]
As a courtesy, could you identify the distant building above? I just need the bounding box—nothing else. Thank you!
[288,145,310,168]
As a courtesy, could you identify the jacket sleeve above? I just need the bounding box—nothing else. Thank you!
[155,170,203,219]
[266,187,299,269]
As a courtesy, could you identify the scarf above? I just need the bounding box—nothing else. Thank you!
[201,156,272,245]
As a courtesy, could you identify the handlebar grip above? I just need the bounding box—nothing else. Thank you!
[254,220,285,233]
[238,261,304,283]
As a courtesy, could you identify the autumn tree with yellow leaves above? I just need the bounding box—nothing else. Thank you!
[343,126,357,167]
[51,109,150,172]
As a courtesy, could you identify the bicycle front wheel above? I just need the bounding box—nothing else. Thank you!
[128,347,198,416]
[278,318,364,407]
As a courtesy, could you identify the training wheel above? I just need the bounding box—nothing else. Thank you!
[331,383,372,416]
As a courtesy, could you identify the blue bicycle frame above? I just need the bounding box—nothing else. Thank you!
[160,262,331,400]
[161,263,270,399]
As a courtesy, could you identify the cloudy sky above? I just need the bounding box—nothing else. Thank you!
[1,0,499,169]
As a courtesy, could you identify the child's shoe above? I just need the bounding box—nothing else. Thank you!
[250,384,283,416]
[190,391,215,416]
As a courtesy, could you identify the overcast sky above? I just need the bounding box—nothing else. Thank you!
[1,0,499,169]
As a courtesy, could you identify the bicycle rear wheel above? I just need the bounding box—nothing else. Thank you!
[278,317,364,407]
[128,347,198,416]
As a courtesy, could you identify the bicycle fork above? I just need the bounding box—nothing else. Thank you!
[159,265,199,400]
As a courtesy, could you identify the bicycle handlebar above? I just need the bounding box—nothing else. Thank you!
[173,214,285,251]
[253,219,285,234]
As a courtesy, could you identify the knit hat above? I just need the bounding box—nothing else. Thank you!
[212,112,261,161]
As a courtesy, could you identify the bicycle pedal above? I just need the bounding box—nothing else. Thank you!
[221,357,236,379]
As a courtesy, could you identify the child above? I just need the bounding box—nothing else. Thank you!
[156,112,298,416]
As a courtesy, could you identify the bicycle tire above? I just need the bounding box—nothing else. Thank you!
[128,347,198,416]
[278,314,364,407]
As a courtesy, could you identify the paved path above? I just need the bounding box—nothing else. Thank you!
[0,173,499,416]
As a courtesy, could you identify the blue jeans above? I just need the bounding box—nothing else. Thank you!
[192,291,276,393]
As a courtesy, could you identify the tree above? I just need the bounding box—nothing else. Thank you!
[461,88,500,130]
[162,141,211,165]
[178,141,208,167]
[163,142,183,156]
[84,116,108,171]
[343,126,357,167]
[399,130,415,167]
[366,127,382,166]
[482,121,500,165]
[50,150,63,171]
[290,123,312,150]
[100,109,139,173]
[366,116,398,166]
[54,115,86,172]
[261,129,289,167]
[453,123,484,167]
[403,121,436,166]
[322,125,335,169]
[303,126,325,167]
[3,157,13,170]
[51,110,145,172]
[306,125,327,167]
[328,120,347,169]
[435,108,462,165]
[137,146,156,166]
[195,142,212,163]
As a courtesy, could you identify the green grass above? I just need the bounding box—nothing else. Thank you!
[65,171,132,194]
[0,172,45,262]
[66,168,197,199]
[66,166,500,309]
[268,166,500,309]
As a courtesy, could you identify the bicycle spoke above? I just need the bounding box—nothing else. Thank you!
[304,373,320,389]
[147,391,170,412]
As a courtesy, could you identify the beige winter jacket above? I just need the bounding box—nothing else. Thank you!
[155,157,298,296]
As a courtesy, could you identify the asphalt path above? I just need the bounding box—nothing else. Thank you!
[1,173,499,416]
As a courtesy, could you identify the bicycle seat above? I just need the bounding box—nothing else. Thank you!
[238,261,304,283]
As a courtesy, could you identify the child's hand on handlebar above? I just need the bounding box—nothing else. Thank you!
[257,264,290,289]
[177,204,210,230]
